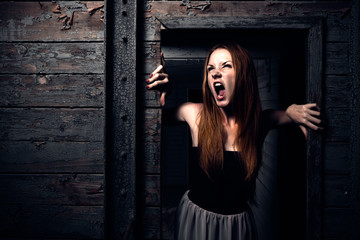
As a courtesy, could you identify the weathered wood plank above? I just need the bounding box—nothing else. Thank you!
[143,75,161,107]
[143,141,161,174]
[144,175,160,206]
[324,208,354,239]
[143,207,160,240]
[0,108,104,141]
[324,142,350,175]
[0,1,104,42]
[325,43,350,75]
[324,175,351,207]
[0,141,104,173]
[350,2,360,240]
[0,43,104,74]
[324,107,351,142]
[146,1,350,41]
[158,16,324,31]
[0,205,103,239]
[148,2,350,19]
[324,75,352,108]
[161,45,209,59]
[0,174,103,205]
[143,41,161,74]
[144,108,162,143]
[326,13,351,42]
[144,15,161,42]
[0,74,104,107]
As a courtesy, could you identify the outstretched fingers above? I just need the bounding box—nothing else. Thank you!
[146,72,169,89]
[301,103,324,130]
[286,103,324,135]
[307,109,321,116]
[304,103,320,113]
[303,118,322,131]
[150,65,163,77]
[147,75,169,89]
[146,64,168,89]
[307,114,322,125]
[146,52,169,106]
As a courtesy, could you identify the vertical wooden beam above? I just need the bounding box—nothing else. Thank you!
[351,0,360,239]
[306,18,324,240]
[105,0,137,239]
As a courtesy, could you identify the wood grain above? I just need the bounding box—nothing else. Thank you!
[144,175,160,207]
[324,208,354,239]
[324,142,350,174]
[324,175,351,207]
[0,74,104,107]
[0,205,104,239]
[0,2,104,42]
[0,108,104,141]
[325,75,352,109]
[0,174,103,205]
[143,207,160,240]
[0,43,104,74]
[0,141,104,173]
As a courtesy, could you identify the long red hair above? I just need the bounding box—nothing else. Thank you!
[198,42,262,183]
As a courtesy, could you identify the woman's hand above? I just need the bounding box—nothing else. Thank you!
[286,103,323,139]
[146,53,169,107]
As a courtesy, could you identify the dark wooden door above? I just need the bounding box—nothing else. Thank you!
[161,29,307,240]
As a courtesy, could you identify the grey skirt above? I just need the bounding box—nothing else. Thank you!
[175,191,257,240]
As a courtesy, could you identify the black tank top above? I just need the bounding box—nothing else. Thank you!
[188,147,251,215]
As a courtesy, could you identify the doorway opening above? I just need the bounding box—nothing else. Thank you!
[160,29,307,240]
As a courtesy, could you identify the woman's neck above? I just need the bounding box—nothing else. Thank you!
[220,105,236,127]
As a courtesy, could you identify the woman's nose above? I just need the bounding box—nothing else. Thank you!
[212,69,221,78]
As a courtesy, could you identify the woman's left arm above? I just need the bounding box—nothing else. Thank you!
[264,103,323,139]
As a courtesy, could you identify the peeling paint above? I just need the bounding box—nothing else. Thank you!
[32,141,46,150]
[20,16,34,26]
[38,76,48,85]
[58,1,87,11]
[7,19,15,41]
[181,0,211,11]
[52,1,104,30]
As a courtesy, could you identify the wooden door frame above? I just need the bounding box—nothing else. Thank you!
[156,16,324,240]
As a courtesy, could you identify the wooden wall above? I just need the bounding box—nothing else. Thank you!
[0,1,359,240]
[141,1,359,239]
[0,1,105,239]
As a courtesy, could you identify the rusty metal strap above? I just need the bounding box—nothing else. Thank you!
[181,0,211,11]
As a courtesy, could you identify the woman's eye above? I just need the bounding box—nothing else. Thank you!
[224,64,232,68]
[207,67,214,72]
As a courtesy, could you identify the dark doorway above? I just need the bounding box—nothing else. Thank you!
[160,29,306,240]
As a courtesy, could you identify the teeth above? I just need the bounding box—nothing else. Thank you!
[215,82,222,87]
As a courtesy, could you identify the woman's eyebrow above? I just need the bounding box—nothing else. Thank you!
[207,61,232,67]
[221,61,232,65]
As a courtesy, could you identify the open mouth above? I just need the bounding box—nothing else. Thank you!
[214,82,225,99]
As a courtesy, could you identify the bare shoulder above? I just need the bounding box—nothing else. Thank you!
[177,102,203,124]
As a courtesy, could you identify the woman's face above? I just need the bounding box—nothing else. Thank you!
[207,48,236,108]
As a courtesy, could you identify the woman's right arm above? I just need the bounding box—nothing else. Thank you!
[146,64,202,128]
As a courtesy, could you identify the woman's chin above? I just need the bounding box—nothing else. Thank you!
[216,100,230,108]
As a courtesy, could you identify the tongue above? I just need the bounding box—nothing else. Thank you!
[218,89,226,98]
